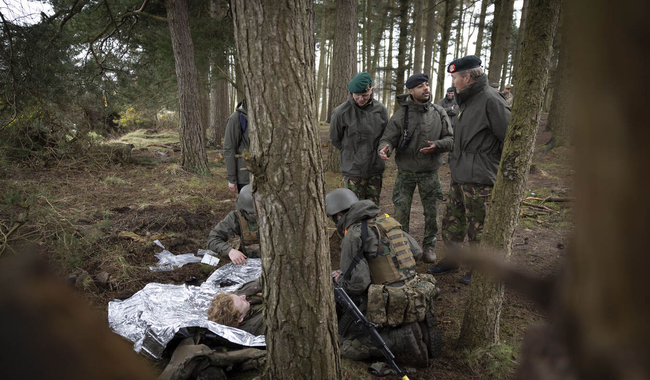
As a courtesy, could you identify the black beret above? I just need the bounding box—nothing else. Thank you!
[446,87,455,93]
[447,55,482,73]
[348,72,373,93]
[406,73,429,89]
[490,83,499,89]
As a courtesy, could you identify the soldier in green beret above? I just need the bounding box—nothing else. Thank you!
[329,72,389,206]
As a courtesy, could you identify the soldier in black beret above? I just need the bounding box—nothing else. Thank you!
[438,86,458,127]
[378,74,454,263]
[428,55,510,285]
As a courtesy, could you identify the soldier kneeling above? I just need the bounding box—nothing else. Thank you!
[326,189,441,368]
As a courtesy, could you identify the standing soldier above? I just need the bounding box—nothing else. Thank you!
[503,84,514,107]
[330,72,389,206]
[428,55,510,285]
[438,86,459,125]
[378,73,454,263]
[223,99,249,194]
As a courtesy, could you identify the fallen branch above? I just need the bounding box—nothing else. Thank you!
[522,201,560,213]
[544,197,573,203]
[0,220,26,257]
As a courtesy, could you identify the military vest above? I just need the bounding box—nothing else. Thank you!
[353,214,417,285]
[236,211,260,256]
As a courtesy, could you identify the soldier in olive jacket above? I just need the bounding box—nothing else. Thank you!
[429,55,510,285]
[378,73,453,263]
[330,72,389,206]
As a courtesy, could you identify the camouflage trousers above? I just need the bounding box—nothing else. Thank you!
[392,170,443,250]
[441,181,493,246]
[343,174,383,207]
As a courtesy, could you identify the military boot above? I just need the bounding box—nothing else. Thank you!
[379,324,429,368]
[422,249,437,263]
[419,311,442,358]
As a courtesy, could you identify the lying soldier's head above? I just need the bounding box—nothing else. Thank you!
[207,292,251,327]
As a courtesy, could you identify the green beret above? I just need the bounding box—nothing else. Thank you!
[348,72,373,93]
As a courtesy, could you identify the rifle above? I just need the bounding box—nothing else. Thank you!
[333,281,410,380]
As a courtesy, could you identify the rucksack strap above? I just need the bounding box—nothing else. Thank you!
[343,220,368,282]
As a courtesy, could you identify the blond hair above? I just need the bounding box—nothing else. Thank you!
[207,292,240,327]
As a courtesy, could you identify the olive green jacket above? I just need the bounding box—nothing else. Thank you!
[234,278,264,336]
[450,75,510,185]
[223,102,250,186]
[329,94,388,178]
[207,210,259,257]
[336,200,422,296]
[378,94,453,173]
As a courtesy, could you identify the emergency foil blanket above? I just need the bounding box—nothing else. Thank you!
[108,259,264,359]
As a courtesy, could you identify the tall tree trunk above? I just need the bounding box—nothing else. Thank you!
[413,0,424,74]
[383,15,395,113]
[487,0,515,84]
[365,0,372,71]
[454,0,463,58]
[511,0,529,86]
[370,0,390,79]
[474,0,488,58]
[435,0,455,103]
[423,0,438,78]
[457,0,561,349]
[320,41,331,122]
[394,0,410,109]
[488,0,501,69]
[544,4,571,150]
[231,1,341,378]
[208,0,229,147]
[559,0,650,377]
[317,30,328,121]
[166,0,209,175]
[326,0,357,171]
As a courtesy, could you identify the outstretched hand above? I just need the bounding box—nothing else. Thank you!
[419,141,436,154]
[228,249,247,265]
[379,144,390,161]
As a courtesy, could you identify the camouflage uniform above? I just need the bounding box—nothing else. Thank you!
[442,74,509,248]
[378,93,453,251]
[392,171,443,250]
[441,182,492,246]
[343,174,383,207]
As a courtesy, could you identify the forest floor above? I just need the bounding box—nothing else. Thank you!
[0,114,573,380]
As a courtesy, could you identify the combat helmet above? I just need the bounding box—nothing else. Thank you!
[236,184,255,215]
[325,188,359,217]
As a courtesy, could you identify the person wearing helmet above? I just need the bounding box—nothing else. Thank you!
[207,185,259,265]
[326,188,441,367]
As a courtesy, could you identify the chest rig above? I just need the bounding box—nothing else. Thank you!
[236,211,260,255]
[344,214,416,285]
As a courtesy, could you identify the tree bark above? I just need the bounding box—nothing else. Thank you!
[423,0,438,78]
[231,1,341,378]
[474,0,488,58]
[457,0,561,349]
[511,0,529,86]
[435,0,455,103]
[487,0,514,84]
[454,0,464,58]
[326,0,357,172]
[393,0,410,109]
[383,14,395,114]
[413,0,424,74]
[208,0,229,148]
[320,41,331,122]
[544,3,571,150]
[555,0,650,377]
[166,0,209,175]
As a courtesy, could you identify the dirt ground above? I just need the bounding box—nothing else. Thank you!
[0,114,572,379]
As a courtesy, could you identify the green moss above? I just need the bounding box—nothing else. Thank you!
[464,342,518,380]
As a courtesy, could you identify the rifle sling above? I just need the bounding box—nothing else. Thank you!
[343,220,368,282]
